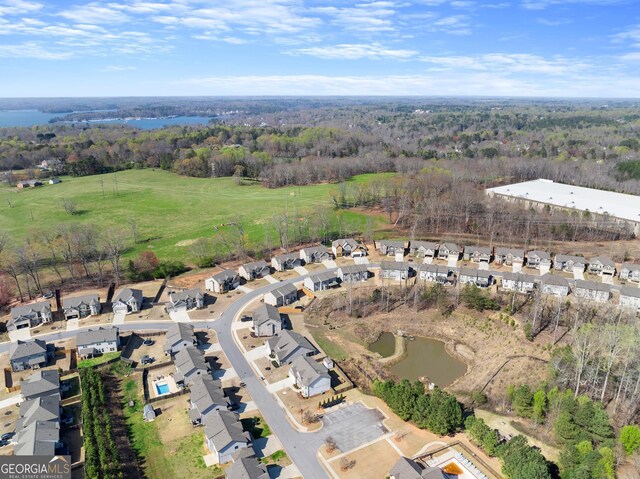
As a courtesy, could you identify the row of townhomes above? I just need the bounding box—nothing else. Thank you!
[13,370,65,456]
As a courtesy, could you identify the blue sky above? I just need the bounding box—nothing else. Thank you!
[0,0,639,97]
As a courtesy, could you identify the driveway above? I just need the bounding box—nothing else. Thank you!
[322,259,337,269]
[0,394,22,409]
[8,329,31,342]
[252,435,283,458]
[294,266,309,275]
[573,268,585,280]
[265,275,280,285]
[245,345,268,361]
[238,285,253,293]
[112,311,126,324]
[66,319,79,332]
[169,310,190,322]
[266,376,294,393]
[212,367,238,381]
[318,403,388,453]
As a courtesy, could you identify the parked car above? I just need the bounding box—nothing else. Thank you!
[62,415,74,425]
[42,291,54,299]
[140,355,154,365]
[143,339,154,346]
[0,440,8,448]
[239,382,246,387]
[1,432,14,441]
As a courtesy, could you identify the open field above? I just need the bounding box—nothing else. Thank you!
[0,169,389,262]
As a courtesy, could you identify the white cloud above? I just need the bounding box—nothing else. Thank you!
[420,53,590,74]
[522,0,626,9]
[312,4,397,32]
[538,17,572,26]
[289,43,417,60]
[59,3,130,24]
[0,0,42,16]
[101,65,137,71]
[0,41,72,59]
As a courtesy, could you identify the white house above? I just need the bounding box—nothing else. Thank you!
[501,272,536,293]
[379,261,411,281]
[337,264,370,283]
[620,263,640,283]
[554,254,586,273]
[588,256,616,276]
[303,272,339,292]
[203,410,250,464]
[299,246,332,263]
[573,280,611,303]
[112,288,143,314]
[494,248,525,266]
[62,295,101,320]
[252,304,283,337]
[163,323,198,356]
[540,274,570,296]
[458,268,493,288]
[417,264,452,284]
[438,243,462,261]
[526,250,552,269]
[271,252,303,272]
[464,246,493,264]
[620,286,640,312]
[76,327,120,359]
[263,283,298,307]
[289,356,331,398]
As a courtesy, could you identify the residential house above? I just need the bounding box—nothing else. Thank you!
[76,327,120,359]
[271,252,303,272]
[554,254,587,272]
[588,256,616,276]
[16,395,61,430]
[289,355,331,398]
[464,246,493,264]
[458,268,493,288]
[410,241,438,260]
[167,288,205,312]
[7,301,52,331]
[379,261,411,281]
[331,238,367,257]
[174,346,210,387]
[225,452,269,479]
[378,240,405,257]
[20,370,60,401]
[299,246,332,263]
[40,159,64,172]
[389,456,446,479]
[14,421,61,456]
[620,263,640,283]
[238,260,270,281]
[10,339,51,372]
[203,410,251,464]
[574,280,611,303]
[252,304,283,337]
[266,330,316,366]
[540,274,570,296]
[303,271,339,292]
[164,323,198,356]
[437,243,462,261]
[526,250,552,269]
[417,264,453,284]
[337,264,370,283]
[494,248,525,266]
[112,288,143,314]
[189,376,228,425]
[62,294,101,320]
[263,283,298,307]
[501,272,536,294]
[620,286,640,312]
[206,270,241,293]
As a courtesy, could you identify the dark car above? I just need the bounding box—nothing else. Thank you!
[140,355,154,365]
[142,339,154,346]
[41,291,54,299]
[0,440,8,448]
[1,432,14,441]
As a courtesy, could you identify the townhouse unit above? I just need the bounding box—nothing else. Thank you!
[458,268,493,288]
[620,263,640,283]
[203,410,251,464]
[252,304,283,337]
[409,241,438,260]
[206,270,241,293]
[189,376,228,425]
[573,280,611,303]
[554,254,586,273]
[526,250,552,270]
[501,272,536,294]
[174,346,210,387]
[588,256,616,276]
[337,264,370,283]
[263,283,298,307]
[417,264,453,284]
[464,246,493,264]
[379,261,411,281]
[266,330,316,366]
[303,271,339,292]
[494,247,525,266]
[540,274,570,296]
[76,327,120,359]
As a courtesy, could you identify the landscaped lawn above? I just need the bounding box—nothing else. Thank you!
[77,351,121,369]
[240,414,271,439]
[0,169,390,262]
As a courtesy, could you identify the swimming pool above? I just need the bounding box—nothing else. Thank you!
[155,382,170,395]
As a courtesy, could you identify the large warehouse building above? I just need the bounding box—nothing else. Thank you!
[485,179,640,234]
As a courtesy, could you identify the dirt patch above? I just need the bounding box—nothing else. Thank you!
[175,239,198,247]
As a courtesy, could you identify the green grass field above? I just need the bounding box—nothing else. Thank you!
[0,169,389,263]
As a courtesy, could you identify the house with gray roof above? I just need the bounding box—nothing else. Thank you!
[464,246,493,264]
[378,240,405,257]
[8,301,52,331]
[554,254,586,272]
[337,264,370,283]
[437,243,462,260]
[540,274,570,296]
[164,322,198,356]
[331,238,366,257]
[206,270,241,293]
[189,375,228,425]
[16,395,61,430]
[112,288,143,314]
[14,421,61,456]
[619,286,640,312]
[299,246,332,263]
[410,241,438,260]
[252,304,283,337]
[289,355,331,398]
[167,288,205,313]
[526,250,552,269]
[271,252,303,272]
[76,327,120,359]
[303,271,339,292]
[10,339,51,372]
[203,410,251,464]
[620,263,640,283]
[389,457,447,479]
[21,370,60,401]
[458,268,493,288]
[588,256,616,276]
[574,280,611,303]
[225,453,269,479]
[494,247,525,266]
[266,330,316,366]
[263,283,298,307]
[62,294,101,320]
[174,346,210,387]
[238,260,270,281]
[417,264,454,284]
[501,272,536,294]
[379,261,411,281]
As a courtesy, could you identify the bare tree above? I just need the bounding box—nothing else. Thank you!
[104,229,127,284]
[62,198,78,215]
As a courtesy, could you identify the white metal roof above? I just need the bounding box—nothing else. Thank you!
[486,179,640,223]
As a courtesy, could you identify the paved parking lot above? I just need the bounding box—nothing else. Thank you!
[319,403,388,453]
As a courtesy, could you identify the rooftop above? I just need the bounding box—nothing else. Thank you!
[76,327,119,347]
[487,179,640,223]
